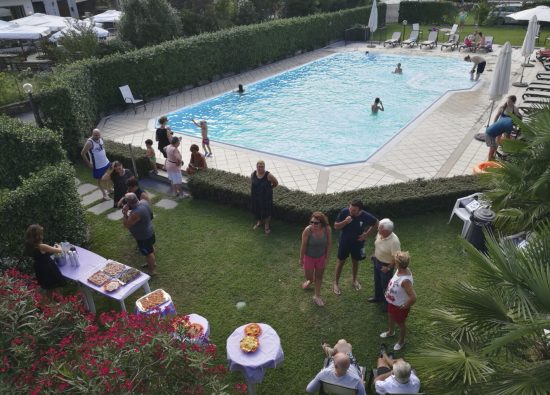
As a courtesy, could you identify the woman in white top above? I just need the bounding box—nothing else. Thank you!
[380,251,416,351]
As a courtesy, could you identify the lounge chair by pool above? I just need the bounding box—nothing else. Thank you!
[419,30,438,49]
[384,31,401,47]
[401,30,419,47]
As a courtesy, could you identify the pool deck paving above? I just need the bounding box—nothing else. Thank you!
[98,41,541,194]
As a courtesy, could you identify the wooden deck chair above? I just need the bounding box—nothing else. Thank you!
[401,30,419,47]
[119,85,146,113]
[384,31,401,47]
[440,34,459,51]
[419,30,438,49]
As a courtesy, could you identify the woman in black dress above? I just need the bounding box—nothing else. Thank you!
[156,115,173,159]
[251,160,278,234]
[24,224,66,291]
[102,161,133,208]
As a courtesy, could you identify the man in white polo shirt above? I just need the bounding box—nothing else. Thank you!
[368,218,401,306]
[374,346,420,394]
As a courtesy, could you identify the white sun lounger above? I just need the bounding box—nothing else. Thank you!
[419,30,438,49]
[384,31,401,47]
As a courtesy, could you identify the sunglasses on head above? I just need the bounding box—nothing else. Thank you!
[310,220,321,225]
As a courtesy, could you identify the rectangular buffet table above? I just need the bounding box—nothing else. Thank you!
[58,246,151,314]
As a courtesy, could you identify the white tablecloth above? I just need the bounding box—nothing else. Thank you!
[226,323,284,384]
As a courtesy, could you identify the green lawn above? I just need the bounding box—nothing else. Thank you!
[76,166,472,393]
[383,23,534,47]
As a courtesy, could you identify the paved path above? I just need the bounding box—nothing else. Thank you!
[97,41,541,194]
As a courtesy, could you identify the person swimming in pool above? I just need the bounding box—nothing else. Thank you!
[372,98,384,114]
[393,63,402,74]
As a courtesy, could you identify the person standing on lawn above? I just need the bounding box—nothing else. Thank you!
[333,199,378,296]
[122,193,156,275]
[368,219,401,307]
[81,128,111,201]
[381,251,417,351]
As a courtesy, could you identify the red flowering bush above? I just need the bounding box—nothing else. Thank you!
[0,269,243,394]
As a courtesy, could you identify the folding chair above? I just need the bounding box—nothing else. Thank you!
[118,85,146,113]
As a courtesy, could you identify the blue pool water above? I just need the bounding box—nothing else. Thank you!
[166,52,475,166]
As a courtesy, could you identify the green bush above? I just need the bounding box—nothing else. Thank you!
[399,1,458,25]
[0,162,87,258]
[38,5,385,143]
[0,115,65,189]
[188,169,485,224]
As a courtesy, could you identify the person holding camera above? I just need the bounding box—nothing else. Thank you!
[122,193,156,275]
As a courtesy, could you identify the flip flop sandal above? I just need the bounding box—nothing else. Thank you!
[380,331,396,338]
[264,228,271,235]
[332,284,341,296]
[253,223,261,230]
[302,280,312,289]
[352,281,362,291]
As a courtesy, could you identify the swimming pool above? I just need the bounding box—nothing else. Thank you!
[165,52,476,166]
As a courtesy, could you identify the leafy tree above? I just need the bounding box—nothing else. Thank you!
[409,223,550,394]
[283,0,319,17]
[236,0,259,25]
[213,0,237,29]
[482,107,550,233]
[43,23,101,63]
[118,0,182,48]
[472,0,490,26]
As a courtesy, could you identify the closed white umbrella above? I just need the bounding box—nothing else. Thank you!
[487,42,512,126]
[367,0,377,47]
[514,15,538,86]
[509,5,550,22]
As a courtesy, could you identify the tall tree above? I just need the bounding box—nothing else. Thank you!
[118,0,182,48]
[409,222,550,394]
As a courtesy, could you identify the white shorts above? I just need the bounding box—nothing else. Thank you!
[168,171,183,184]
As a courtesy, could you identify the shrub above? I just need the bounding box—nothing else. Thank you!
[0,115,65,189]
[0,162,87,259]
[0,269,242,394]
[399,1,458,25]
[188,169,485,223]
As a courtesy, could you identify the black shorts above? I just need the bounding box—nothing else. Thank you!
[337,239,365,261]
[136,233,155,256]
[476,61,486,74]
[377,366,391,376]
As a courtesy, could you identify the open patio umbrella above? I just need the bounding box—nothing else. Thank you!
[87,9,122,24]
[487,42,512,127]
[514,15,538,87]
[49,22,109,43]
[367,0,377,47]
[509,5,550,22]
[13,13,75,32]
[0,23,50,40]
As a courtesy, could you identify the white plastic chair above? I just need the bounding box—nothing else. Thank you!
[118,85,146,113]
[384,32,401,47]
[448,192,483,238]
[419,30,438,49]
[446,23,458,36]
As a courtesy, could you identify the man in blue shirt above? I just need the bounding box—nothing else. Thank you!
[333,200,379,295]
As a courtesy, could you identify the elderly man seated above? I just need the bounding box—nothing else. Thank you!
[306,352,366,395]
[374,344,420,394]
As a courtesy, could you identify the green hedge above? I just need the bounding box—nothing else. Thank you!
[0,115,66,189]
[0,162,87,258]
[37,66,97,160]
[399,1,458,25]
[38,5,385,149]
[188,169,485,224]
[101,140,151,179]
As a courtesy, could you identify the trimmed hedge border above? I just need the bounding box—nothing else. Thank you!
[37,5,386,158]
[188,169,485,224]
[101,140,150,179]
[0,162,87,258]
[0,115,66,189]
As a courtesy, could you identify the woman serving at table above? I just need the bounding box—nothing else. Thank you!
[25,224,66,293]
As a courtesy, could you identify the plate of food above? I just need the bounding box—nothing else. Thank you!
[102,260,126,277]
[240,336,259,353]
[136,289,170,312]
[88,271,110,287]
[187,323,204,338]
[103,280,121,293]
[244,323,262,337]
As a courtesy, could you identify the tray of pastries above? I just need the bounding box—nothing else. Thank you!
[87,270,110,287]
[118,268,140,284]
[136,289,170,312]
[240,336,259,353]
[244,323,262,337]
[102,260,126,277]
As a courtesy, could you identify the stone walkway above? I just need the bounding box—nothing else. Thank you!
[98,41,542,194]
[76,178,180,220]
